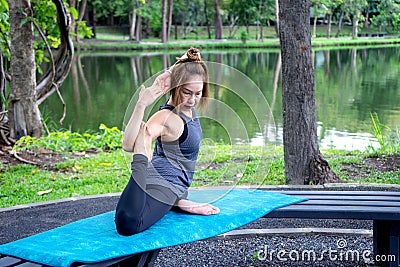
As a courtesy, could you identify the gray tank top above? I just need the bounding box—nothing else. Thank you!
[146,104,202,198]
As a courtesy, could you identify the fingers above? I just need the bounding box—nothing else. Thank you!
[154,72,171,93]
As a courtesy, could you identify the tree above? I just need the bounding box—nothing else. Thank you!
[371,0,400,33]
[161,0,173,42]
[311,0,319,38]
[320,0,343,39]
[8,0,42,139]
[214,0,223,39]
[229,0,258,34]
[278,0,339,185]
[342,0,368,38]
[1,0,75,144]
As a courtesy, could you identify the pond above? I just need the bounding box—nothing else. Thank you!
[41,46,400,151]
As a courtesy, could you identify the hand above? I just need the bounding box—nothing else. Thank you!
[157,71,171,92]
[137,71,171,107]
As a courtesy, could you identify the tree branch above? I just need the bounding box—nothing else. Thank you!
[36,0,74,104]
[32,20,56,92]
[54,82,66,125]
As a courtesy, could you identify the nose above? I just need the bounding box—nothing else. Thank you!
[188,94,196,104]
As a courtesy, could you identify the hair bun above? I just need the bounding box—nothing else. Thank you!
[176,47,202,63]
[186,47,201,61]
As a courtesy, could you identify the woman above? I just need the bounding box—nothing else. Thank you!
[115,48,220,236]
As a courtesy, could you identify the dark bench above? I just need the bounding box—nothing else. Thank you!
[1,190,399,267]
[264,190,400,267]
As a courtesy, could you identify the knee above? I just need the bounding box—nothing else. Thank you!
[115,211,142,236]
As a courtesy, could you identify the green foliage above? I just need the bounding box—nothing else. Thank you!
[137,1,162,37]
[1,0,92,73]
[0,0,10,59]
[13,124,123,153]
[80,0,400,40]
[240,29,248,44]
[368,113,400,154]
[76,20,94,39]
[371,0,400,33]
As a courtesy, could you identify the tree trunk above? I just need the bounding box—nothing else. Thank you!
[364,10,369,29]
[8,0,43,139]
[0,52,6,115]
[335,11,344,38]
[274,0,279,36]
[78,0,87,21]
[68,0,76,37]
[161,0,167,43]
[129,8,137,41]
[278,0,339,185]
[92,6,97,38]
[214,0,223,39]
[313,0,318,38]
[326,13,332,39]
[74,0,87,42]
[135,15,141,41]
[204,0,211,39]
[352,18,359,38]
[167,0,173,41]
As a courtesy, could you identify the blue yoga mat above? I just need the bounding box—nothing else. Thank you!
[0,189,306,267]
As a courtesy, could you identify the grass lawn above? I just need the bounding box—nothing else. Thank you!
[1,142,399,209]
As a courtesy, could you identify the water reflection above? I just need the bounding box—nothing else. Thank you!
[41,47,400,151]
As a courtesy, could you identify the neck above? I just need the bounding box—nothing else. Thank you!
[182,109,193,118]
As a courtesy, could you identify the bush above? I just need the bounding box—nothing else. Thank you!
[13,124,123,153]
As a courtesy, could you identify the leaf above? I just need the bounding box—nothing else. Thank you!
[68,7,79,20]
[37,188,53,196]
[73,164,83,170]
[100,162,112,167]
[0,0,8,11]
[19,17,28,27]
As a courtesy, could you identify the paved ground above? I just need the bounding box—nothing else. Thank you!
[1,186,397,266]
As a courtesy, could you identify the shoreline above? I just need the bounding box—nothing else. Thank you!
[74,37,400,51]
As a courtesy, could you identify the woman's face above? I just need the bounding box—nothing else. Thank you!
[178,76,203,111]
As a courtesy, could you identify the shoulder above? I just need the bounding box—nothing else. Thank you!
[146,109,184,141]
[148,109,181,126]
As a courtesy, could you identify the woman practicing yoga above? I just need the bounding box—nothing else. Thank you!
[115,47,220,236]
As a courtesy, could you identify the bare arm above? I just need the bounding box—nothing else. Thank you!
[122,71,171,152]
[122,100,146,152]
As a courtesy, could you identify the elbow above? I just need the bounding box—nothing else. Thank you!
[122,142,134,152]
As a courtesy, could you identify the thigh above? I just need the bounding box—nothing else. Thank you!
[138,186,177,232]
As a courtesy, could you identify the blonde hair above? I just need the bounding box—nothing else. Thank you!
[169,47,209,110]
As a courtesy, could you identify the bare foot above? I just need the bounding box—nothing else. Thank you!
[133,122,152,161]
[177,199,220,215]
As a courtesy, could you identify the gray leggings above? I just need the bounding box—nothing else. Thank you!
[115,154,178,236]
